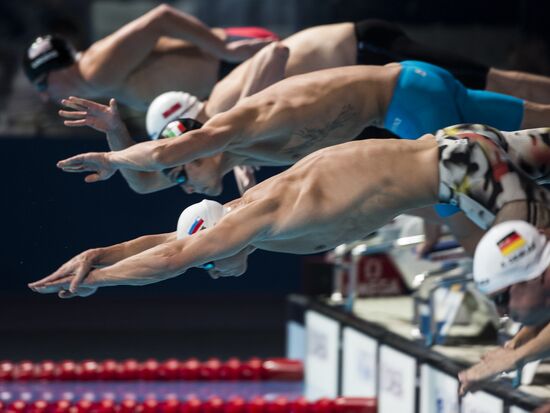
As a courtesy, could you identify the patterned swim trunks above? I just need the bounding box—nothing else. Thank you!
[436,124,550,229]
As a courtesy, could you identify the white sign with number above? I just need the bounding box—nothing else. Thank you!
[461,391,503,413]
[379,345,416,413]
[342,326,378,397]
[420,365,459,413]
[305,310,340,400]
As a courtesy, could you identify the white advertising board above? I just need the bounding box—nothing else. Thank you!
[461,391,503,413]
[379,345,417,413]
[304,310,340,400]
[342,326,378,397]
[420,364,459,413]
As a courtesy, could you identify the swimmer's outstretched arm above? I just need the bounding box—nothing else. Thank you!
[30,200,274,294]
[60,96,175,193]
[57,111,240,182]
[29,232,176,297]
[458,321,550,394]
[80,4,271,87]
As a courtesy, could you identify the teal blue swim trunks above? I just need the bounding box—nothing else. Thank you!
[384,61,524,140]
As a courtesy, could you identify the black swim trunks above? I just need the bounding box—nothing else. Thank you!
[354,19,490,89]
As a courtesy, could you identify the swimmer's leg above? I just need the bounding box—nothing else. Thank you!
[459,88,550,130]
[521,100,550,129]
[487,68,550,104]
[354,19,489,89]
[499,128,550,184]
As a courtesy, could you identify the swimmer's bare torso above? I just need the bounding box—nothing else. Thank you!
[223,137,438,254]
[222,64,398,165]
[158,64,400,165]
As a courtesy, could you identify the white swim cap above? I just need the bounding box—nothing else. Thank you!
[473,220,550,294]
[146,91,204,139]
[176,200,225,240]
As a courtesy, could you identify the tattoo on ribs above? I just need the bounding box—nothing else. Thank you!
[285,104,358,154]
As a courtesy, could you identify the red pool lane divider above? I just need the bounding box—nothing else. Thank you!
[0,397,376,413]
[0,358,303,382]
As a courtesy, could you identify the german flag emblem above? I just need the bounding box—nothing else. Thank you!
[497,231,527,257]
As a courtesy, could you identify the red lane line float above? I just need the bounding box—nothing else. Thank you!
[0,397,377,413]
[0,358,303,382]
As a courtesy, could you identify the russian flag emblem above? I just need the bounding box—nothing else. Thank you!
[188,218,205,235]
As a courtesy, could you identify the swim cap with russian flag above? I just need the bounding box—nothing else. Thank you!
[146,91,204,139]
[473,220,550,295]
[23,35,76,84]
[176,200,225,240]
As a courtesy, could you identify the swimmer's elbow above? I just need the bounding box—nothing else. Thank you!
[122,171,167,194]
[147,4,174,24]
[145,4,180,34]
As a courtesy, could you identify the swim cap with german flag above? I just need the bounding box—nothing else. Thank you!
[473,220,550,294]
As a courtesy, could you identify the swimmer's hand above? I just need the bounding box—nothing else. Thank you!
[57,152,117,183]
[31,279,98,299]
[59,97,124,133]
[458,347,521,395]
[223,38,274,62]
[28,249,103,298]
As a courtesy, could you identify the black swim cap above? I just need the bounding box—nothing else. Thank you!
[22,35,76,83]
